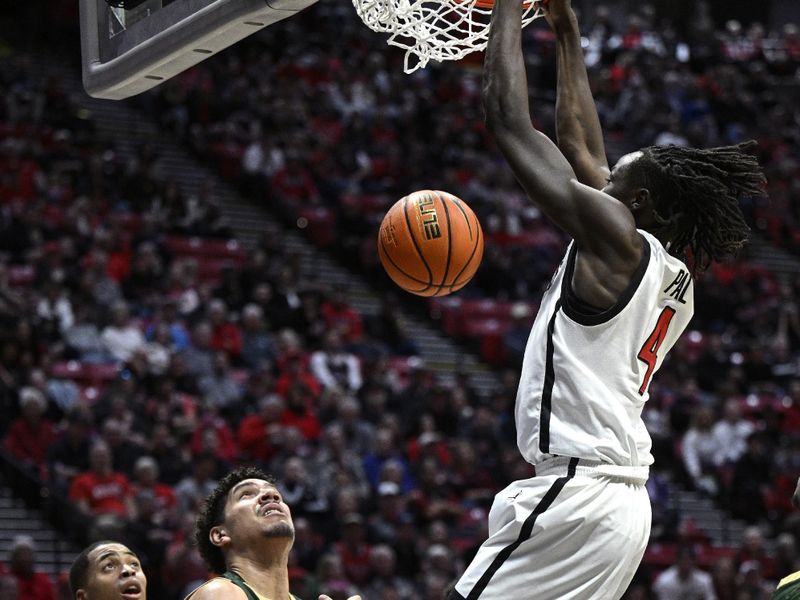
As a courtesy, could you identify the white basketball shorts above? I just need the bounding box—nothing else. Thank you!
[451,457,651,600]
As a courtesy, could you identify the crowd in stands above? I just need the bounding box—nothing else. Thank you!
[0,0,799,599]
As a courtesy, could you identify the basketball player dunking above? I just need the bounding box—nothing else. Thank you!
[449,0,766,598]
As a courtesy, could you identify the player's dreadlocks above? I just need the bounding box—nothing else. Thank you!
[636,140,766,273]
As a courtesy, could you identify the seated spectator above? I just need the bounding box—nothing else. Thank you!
[712,398,755,467]
[240,303,277,369]
[275,350,321,398]
[728,434,772,522]
[100,417,144,475]
[3,386,56,475]
[32,363,79,414]
[364,294,418,357]
[737,526,777,580]
[36,280,74,337]
[101,300,145,363]
[321,285,363,347]
[173,453,219,514]
[207,298,242,358]
[368,481,410,546]
[197,351,243,414]
[142,321,174,376]
[131,455,177,526]
[62,303,112,364]
[146,298,190,352]
[237,394,287,464]
[9,535,55,600]
[163,514,208,599]
[47,408,93,491]
[334,513,373,586]
[282,383,322,442]
[310,331,363,394]
[68,440,133,519]
[181,321,214,377]
[775,533,799,582]
[189,407,238,464]
[316,424,370,502]
[277,456,331,530]
[653,545,716,600]
[737,560,774,599]
[712,555,737,600]
[362,427,414,492]
[363,544,415,600]
[146,422,191,486]
[330,397,374,457]
[682,406,722,496]
[84,250,124,308]
[290,517,325,574]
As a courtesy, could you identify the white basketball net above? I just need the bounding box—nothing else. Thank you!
[353,0,545,73]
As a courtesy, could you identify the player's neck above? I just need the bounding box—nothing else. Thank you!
[227,547,291,599]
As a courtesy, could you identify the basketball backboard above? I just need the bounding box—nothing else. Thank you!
[80,0,318,100]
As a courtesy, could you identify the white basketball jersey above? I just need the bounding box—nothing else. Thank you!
[516,230,694,468]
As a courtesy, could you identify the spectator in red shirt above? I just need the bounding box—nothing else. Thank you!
[69,440,133,519]
[207,299,242,358]
[131,456,178,526]
[190,409,239,464]
[282,383,321,442]
[275,351,321,399]
[320,286,363,346]
[2,387,56,476]
[334,513,373,585]
[237,394,286,463]
[9,536,55,600]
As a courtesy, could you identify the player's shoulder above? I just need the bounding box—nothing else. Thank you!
[185,577,249,600]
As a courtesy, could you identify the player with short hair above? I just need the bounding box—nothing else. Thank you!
[187,465,360,600]
[69,541,146,600]
[448,0,766,598]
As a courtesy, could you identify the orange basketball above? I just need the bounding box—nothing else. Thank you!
[377,190,484,297]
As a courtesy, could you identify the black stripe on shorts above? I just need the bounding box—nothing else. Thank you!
[462,457,579,599]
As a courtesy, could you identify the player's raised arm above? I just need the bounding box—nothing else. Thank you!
[482,0,641,301]
[545,0,610,190]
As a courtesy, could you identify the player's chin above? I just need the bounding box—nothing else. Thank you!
[263,521,295,539]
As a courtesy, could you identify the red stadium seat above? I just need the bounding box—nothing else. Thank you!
[165,236,246,262]
[7,265,34,287]
[51,361,120,384]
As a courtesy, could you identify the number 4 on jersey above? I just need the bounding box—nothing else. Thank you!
[637,307,676,395]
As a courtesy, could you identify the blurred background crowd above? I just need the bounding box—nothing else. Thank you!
[0,0,799,598]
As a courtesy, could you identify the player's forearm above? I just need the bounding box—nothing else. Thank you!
[483,0,530,131]
[553,12,608,179]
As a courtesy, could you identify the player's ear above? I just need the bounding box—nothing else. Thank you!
[210,526,229,548]
[631,187,651,211]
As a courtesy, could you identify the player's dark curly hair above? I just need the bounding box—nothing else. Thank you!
[635,141,766,273]
[195,466,274,575]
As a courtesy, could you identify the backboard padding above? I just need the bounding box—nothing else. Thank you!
[81,0,317,100]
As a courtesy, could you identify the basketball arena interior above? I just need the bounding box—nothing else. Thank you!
[0,0,799,597]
